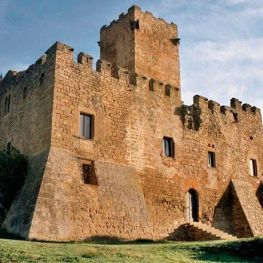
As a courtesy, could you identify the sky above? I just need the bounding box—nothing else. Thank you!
[0,0,263,110]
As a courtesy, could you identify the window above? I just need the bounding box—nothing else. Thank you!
[40,73,45,85]
[165,85,171,97]
[208,151,216,168]
[6,142,11,152]
[80,113,94,139]
[4,94,11,113]
[163,137,175,157]
[250,159,258,176]
[23,87,28,100]
[130,19,140,30]
[149,79,154,91]
[82,163,98,185]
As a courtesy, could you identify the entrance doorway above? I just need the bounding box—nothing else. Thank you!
[186,189,199,222]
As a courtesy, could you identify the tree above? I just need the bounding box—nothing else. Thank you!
[0,146,27,224]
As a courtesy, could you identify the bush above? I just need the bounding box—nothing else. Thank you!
[0,146,27,223]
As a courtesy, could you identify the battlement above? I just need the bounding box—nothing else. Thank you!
[0,43,58,96]
[100,5,177,32]
[192,95,260,115]
[100,5,180,88]
[181,95,262,131]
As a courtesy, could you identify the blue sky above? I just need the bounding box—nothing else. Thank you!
[0,0,263,110]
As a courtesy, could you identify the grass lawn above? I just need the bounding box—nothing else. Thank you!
[0,238,262,263]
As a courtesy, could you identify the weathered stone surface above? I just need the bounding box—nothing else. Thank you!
[0,6,262,241]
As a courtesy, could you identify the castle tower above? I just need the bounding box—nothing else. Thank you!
[100,5,181,89]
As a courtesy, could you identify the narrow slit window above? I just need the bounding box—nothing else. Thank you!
[250,159,258,176]
[149,79,154,91]
[163,137,175,157]
[80,113,94,139]
[40,73,45,85]
[23,87,28,100]
[165,85,171,97]
[208,151,216,168]
[4,94,11,113]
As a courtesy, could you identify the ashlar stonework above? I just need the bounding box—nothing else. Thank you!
[0,5,263,241]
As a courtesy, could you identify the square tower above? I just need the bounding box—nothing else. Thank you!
[100,6,181,88]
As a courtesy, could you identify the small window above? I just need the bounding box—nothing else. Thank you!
[40,73,45,85]
[23,87,28,100]
[250,159,258,176]
[4,94,11,113]
[208,151,216,168]
[6,142,11,152]
[130,19,140,30]
[165,85,171,97]
[82,163,98,185]
[80,113,94,139]
[149,79,154,91]
[163,137,175,157]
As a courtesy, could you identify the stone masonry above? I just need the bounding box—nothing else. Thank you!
[0,5,262,241]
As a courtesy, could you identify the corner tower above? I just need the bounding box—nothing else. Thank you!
[100,5,181,88]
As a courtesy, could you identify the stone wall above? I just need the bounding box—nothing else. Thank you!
[0,44,56,237]
[0,6,262,241]
[100,5,181,88]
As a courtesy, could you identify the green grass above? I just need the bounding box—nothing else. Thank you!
[0,238,262,263]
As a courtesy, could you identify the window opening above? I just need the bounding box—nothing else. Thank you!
[208,151,216,168]
[165,85,171,96]
[163,137,175,157]
[250,159,257,176]
[23,87,28,100]
[82,163,98,185]
[4,94,11,113]
[149,79,154,91]
[40,73,45,85]
[80,113,94,139]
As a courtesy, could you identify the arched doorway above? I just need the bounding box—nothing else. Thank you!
[186,189,199,222]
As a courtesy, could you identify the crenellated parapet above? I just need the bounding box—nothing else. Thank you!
[0,44,57,96]
[181,95,262,131]
[95,58,180,99]
[100,5,177,33]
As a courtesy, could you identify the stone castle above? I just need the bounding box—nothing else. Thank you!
[0,5,263,241]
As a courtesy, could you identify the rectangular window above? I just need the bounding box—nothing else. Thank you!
[80,113,94,139]
[82,163,98,185]
[163,137,174,157]
[250,159,257,176]
[208,151,216,168]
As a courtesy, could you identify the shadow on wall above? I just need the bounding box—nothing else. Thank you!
[213,181,253,238]
[256,182,263,208]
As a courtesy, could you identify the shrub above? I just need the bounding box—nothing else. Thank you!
[0,146,27,223]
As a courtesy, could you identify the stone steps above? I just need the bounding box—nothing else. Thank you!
[189,222,238,241]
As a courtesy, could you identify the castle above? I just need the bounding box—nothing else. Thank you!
[0,5,263,241]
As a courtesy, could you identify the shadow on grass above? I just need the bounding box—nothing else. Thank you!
[82,235,166,245]
[183,238,263,263]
